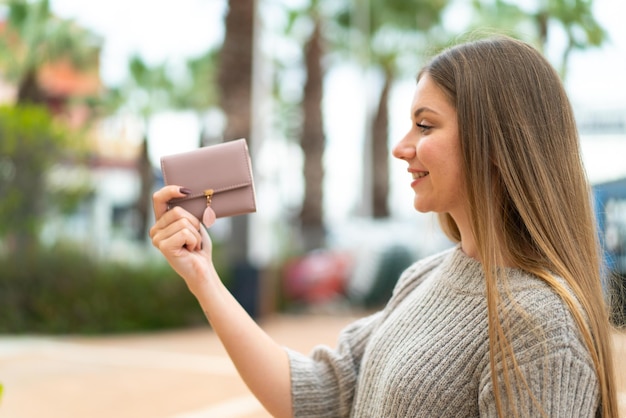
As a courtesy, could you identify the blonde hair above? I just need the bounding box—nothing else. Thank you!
[423,35,619,417]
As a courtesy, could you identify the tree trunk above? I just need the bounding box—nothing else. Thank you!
[217,0,256,264]
[218,1,255,144]
[216,0,260,318]
[135,136,153,241]
[371,70,392,218]
[299,18,326,251]
[535,11,549,52]
[17,71,46,105]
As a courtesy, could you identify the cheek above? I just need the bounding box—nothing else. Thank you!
[415,138,440,168]
[414,138,430,161]
[448,152,467,194]
[417,137,465,185]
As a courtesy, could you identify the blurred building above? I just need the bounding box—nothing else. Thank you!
[577,106,626,184]
[0,17,146,260]
[577,105,626,276]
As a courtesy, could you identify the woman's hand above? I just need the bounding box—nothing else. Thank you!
[149,186,293,418]
[149,185,214,294]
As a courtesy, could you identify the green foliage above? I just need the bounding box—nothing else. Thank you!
[0,105,87,244]
[0,245,208,334]
[174,48,220,111]
[124,54,175,118]
[332,0,451,72]
[467,0,607,77]
[0,0,101,103]
[0,104,66,161]
[4,0,101,67]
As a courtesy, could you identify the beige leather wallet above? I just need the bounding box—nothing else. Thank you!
[160,138,257,219]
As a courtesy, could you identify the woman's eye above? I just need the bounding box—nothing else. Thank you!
[416,123,432,133]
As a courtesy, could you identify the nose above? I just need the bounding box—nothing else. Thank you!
[392,129,416,161]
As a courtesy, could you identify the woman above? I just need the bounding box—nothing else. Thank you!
[150,35,619,417]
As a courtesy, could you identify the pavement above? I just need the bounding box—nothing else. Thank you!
[0,314,624,418]
[0,314,359,418]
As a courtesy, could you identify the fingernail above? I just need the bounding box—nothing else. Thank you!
[180,187,192,195]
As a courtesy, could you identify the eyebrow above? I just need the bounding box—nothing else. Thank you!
[412,106,439,119]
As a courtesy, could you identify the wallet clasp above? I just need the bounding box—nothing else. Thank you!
[204,189,214,206]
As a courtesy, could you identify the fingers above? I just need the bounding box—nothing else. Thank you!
[150,206,203,252]
[155,224,202,254]
[199,223,213,257]
[152,185,191,220]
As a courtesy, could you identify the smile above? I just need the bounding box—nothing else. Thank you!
[412,172,429,179]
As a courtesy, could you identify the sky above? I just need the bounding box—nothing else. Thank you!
[49,0,626,227]
[49,0,626,104]
[51,0,226,86]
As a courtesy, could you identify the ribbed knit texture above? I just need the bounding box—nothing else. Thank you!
[288,246,599,417]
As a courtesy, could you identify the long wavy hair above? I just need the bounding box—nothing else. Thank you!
[422,35,618,417]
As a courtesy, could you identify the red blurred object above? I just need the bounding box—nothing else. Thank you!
[283,251,352,304]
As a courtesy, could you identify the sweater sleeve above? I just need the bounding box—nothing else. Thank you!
[478,346,599,417]
[287,310,383,418]
[287,250,448,418]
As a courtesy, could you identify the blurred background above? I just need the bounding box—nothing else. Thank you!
[0,0,625,333]
[1,1,626,416]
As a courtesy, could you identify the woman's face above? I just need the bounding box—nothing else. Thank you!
[392,73,467,219]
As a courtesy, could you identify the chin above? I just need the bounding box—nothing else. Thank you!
[413,199,431,214]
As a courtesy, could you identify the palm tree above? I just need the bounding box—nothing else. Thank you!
[299,8,326,251]
[275,0,338,251]
[469,0,607,77]
[217,0,259,316]
[0,0,101,105]
[218,0,255,147]
[103,50,219,242]
[337,0,450,218]
[120,55,173,241]
[173,48,220,147]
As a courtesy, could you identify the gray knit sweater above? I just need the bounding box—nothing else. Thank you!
[287,246,599,417]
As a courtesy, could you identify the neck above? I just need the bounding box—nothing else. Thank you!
[450,212,514,267]
[449,210,479,261]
